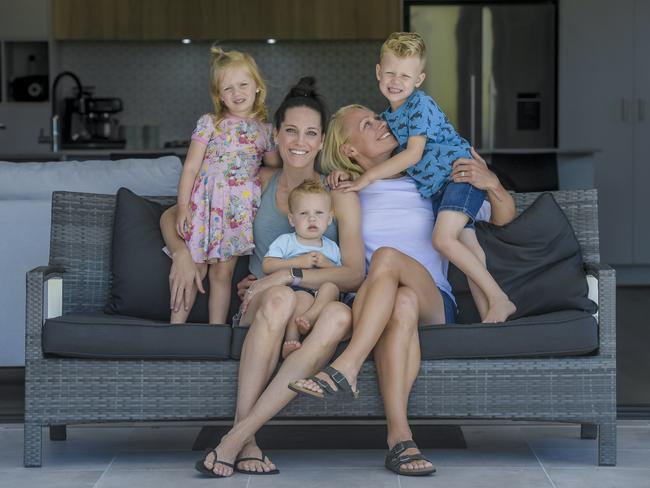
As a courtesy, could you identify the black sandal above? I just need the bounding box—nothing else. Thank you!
[288,365,359,400]
[234,452,280,475]
[385,440,436,476]
[195,448,234,478]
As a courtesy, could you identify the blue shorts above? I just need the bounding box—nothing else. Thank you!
[440,289,458,324]
[341,287,457,324]
[432,181,486,229]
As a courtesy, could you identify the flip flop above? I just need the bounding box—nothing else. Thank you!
[288,364,359,401]
[384,440,436,476]
[194,448,234,478]
[234,452,280,475]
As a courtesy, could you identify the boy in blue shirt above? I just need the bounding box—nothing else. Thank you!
[337,32,515,323]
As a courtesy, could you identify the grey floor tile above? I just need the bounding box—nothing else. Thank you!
[533,447,650,469]
[110,449,199,470]
[268,449,386,469]
[0,469,102,488]
[248,467,398,488]
[400,466,553,488]
[618,425,650,449]
[521,425,598,449]
[548,467,650,488]
[95,468,250,488]
[125,426,201,451]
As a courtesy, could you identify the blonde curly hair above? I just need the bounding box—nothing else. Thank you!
[380,31,426,69]
[209,46,268,125]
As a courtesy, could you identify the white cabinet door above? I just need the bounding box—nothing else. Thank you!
[633,0,650,263]
[559,0,636,264]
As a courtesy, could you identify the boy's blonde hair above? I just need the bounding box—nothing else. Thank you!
[209,46,268,125]
[380,31,426,69]
[288,178,331,212]
[321,104,367,179]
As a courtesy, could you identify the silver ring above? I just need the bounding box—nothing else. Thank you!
[246,289,253,294]
[461,171,465,177]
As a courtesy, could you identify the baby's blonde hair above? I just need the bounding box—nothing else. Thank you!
[380,31,426,69]
[288,178,330,213]
[321,104,368,179]
[209,46,268,125]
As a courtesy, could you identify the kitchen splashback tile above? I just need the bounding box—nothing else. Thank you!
[57,41,385,148]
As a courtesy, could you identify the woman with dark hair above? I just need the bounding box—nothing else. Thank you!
[161,78,366,477]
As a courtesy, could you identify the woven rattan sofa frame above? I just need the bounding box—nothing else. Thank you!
[24,189,616,467]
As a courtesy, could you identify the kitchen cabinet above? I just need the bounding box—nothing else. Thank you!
[559,0,650,269]
[53,0,400,41]
[0,0,50,40]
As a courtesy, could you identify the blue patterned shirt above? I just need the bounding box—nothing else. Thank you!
[381,90,471,198]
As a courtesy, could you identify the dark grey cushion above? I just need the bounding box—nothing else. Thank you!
[42,312,232,359]
[104,188,248,323]
[449,192,597,323]
[418,310,598,359]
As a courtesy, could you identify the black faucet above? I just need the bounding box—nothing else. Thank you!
[50,71,83,152]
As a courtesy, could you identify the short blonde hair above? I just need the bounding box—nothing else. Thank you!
[380,31,426,69]
[321,105,368,179]
[288,178,330,212]
[209,46,268,125]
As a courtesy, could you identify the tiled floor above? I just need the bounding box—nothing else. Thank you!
[0,420,648,487]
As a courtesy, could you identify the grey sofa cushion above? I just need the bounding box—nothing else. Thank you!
[449,192,597,324]
[418,310,598,359]
[42,312,232,359]
[105,187,212,322]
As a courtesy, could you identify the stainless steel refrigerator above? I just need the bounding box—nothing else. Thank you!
[407,1,556,149]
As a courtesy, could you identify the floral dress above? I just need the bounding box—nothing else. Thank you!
[186,113,275,263]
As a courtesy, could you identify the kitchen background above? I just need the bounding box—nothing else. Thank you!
[0,0,648,416]
[56,40,386,149]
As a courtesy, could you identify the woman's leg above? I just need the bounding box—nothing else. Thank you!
[170,263,207,324]
[374,286,437,472]
[207,257,238,324]
[294,247,444,394]
[204,302,352,476]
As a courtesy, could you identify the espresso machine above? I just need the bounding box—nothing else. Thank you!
[62,95,126,149]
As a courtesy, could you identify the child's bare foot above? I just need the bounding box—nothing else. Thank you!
[295,315,313,335]
[483,298,516,323]
[282,340,301,359]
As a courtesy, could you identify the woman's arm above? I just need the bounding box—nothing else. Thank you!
[450,148,516,226]
[160,205,205,312]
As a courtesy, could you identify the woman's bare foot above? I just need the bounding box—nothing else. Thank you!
[282,340,301,359]
[201,436,240,477]
[483,297,516,323]
[295,315,312,335]
[235,440,277,474]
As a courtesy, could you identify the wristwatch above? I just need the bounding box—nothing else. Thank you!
[290,267,303,287]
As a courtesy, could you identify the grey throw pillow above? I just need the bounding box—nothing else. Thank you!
[448,192,597,323]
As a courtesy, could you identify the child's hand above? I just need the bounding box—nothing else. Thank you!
[312,252,334,268]
[327,170,352,189]
[176,208,190,239]
[297,253,318,269]
[338,174,371,193]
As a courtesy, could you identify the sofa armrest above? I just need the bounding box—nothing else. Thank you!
[584,262,616,358]
[25,266,65,363]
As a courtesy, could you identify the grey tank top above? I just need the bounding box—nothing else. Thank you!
[250,171,339,278]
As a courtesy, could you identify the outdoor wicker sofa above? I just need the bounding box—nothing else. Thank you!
[24,188,616,467]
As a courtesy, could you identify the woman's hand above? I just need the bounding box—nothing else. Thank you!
[240,270,290,315]
[450,147,499,193]
[236,274,257,301]
[169,247,205,313]
[175,207,190,239]
[338,174,371,193]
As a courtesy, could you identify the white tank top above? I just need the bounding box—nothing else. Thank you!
[359,177,491,302]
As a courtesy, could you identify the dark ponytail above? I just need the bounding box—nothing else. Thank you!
[274,76,328,132]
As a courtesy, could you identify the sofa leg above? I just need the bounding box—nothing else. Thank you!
[24,422,42,467]
[580,423,597,439]
[597,421,617,466]
[49,425,67,441]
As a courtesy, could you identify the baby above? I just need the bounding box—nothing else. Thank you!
[262,178,341,358]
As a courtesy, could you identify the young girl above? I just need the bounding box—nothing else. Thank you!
[172,47,280,324]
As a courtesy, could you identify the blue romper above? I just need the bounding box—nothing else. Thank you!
[381,90,486,226]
